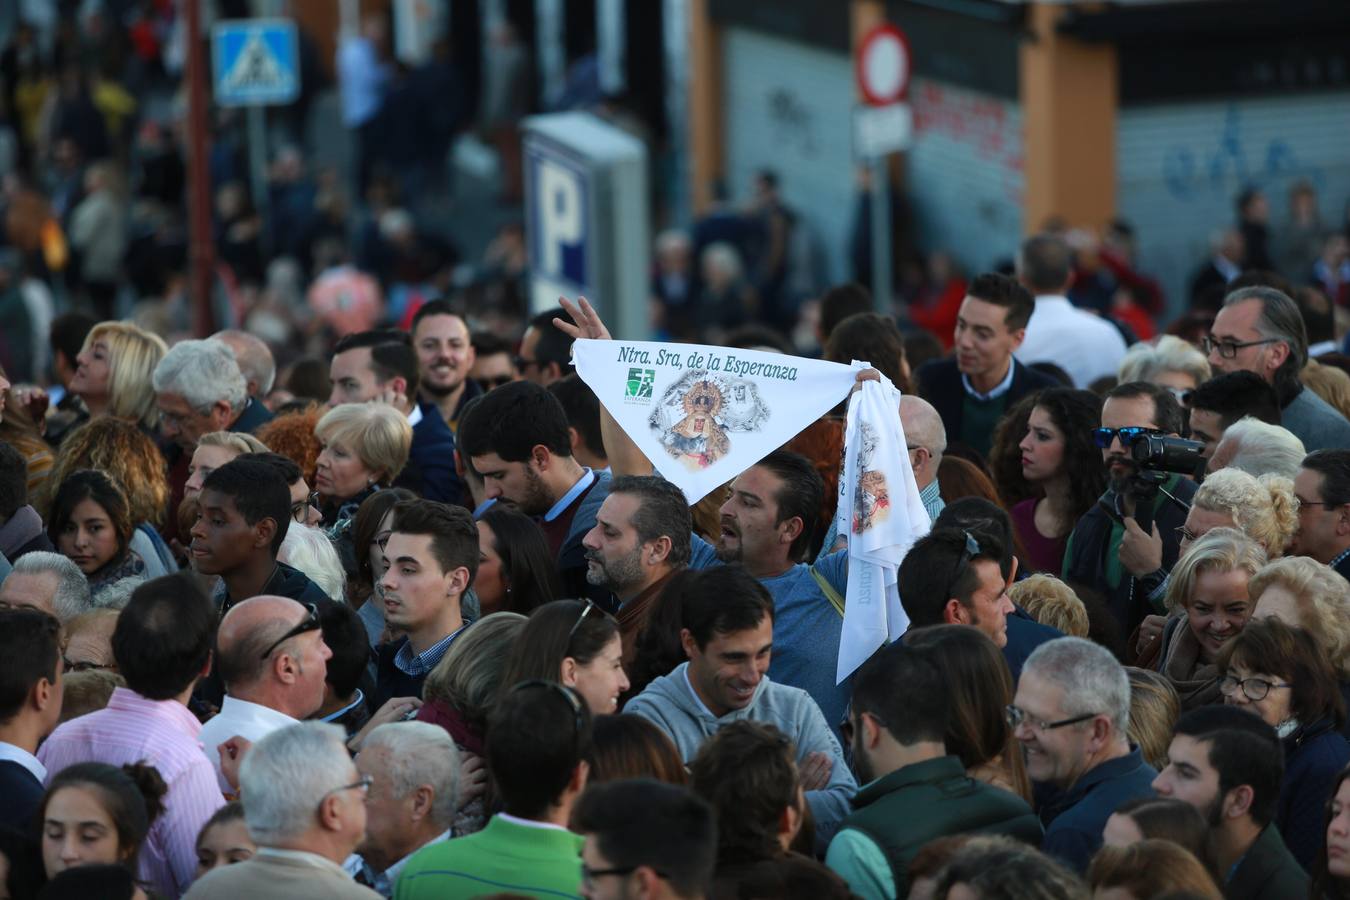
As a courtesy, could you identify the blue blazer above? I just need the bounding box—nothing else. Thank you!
[400,403,465,506]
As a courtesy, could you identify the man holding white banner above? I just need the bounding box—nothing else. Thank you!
[557,297,927,728]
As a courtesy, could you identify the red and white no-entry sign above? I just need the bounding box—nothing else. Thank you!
[855,23,912,107]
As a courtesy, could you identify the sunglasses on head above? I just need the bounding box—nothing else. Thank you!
[258,603,322,660]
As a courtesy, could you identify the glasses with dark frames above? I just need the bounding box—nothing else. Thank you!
[1005,705,1100,733]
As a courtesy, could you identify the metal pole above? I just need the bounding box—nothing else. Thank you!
[186,0,215,336]
[869,156,892,315]
[247,105,270,246]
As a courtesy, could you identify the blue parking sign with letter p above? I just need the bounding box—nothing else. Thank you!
[528,146,588,288]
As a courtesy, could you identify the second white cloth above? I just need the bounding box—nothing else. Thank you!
[834,376,930,683]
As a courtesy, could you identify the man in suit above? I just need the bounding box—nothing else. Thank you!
[0,608,63,830]
[329,330,463,505]
[917,272,1058,458]
[186,722,380,899]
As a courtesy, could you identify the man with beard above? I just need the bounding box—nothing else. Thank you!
[692,450,851,733]
[1061,381,1197,636]
[458,381,611,606]
[411,301,480,433]
[1152,706,1306,900]
[580,476,692,667]
[1011,638,1156,872]
[827,640,1040,900]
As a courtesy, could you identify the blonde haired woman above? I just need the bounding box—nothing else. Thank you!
[184,431,269,499]
[314,403,412,575]
[1180,467,1299,557]
[68,321,168,431]
[1250,555,1350,680]
[1156,528,1267,710]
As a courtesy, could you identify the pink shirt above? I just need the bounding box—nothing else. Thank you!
[38,688,225,898]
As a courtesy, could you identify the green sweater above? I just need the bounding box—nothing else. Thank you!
[395,814,583,900]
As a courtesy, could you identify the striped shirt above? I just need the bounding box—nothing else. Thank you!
[38,688,225,899]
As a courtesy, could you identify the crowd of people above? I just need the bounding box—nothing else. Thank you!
[8,6,1350,900]
[2,240,1350,900]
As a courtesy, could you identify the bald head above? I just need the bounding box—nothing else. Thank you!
[216,596,309,688]
[212,330,276,398]
[900,395,946,490]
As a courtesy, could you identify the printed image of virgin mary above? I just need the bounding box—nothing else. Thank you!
[661,379,731,469]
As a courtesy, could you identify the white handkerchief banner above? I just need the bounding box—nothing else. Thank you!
[834,376,930,683]
[572,339,860,505]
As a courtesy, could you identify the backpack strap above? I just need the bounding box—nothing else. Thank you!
[810,565,846,618]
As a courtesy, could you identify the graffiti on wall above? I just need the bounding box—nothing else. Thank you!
[912,79,1024,213]
[1162,105,1324,202]
[765,88,820,160]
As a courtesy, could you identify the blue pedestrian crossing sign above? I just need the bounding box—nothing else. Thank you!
[212,19,300,107]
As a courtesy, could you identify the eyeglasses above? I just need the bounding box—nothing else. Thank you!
[319,775,373,808]
[290,491,320,524]
[1005,705,1100,733]
[839,706,887,747]
[1200,336,1279,359]
[1092,426,1165,449]
[1175,525,1197,543]
[63,658,114,673]
[581,863,670,888]
[1218,674,1293,701]
[258,603,322,660]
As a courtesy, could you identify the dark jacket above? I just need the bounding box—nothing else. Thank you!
[836,755,1042,897]
[231,396,275,435]
[1003,608,1063,683]
[1038,746,1158,872]
[1225,824,1309,900]
[1277,718,1350,872]
[374,639,426,709]
[397,402,465,506]
[1335,551,1350,584]
[0,759,42,830]
[917,356,1059,447]
[556,471,614,609]
[1062,475,1198,636]
[220,561,331,616]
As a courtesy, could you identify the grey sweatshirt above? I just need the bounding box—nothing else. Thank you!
[626,663,857,852]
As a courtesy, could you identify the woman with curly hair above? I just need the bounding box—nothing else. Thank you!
[254,403,323,486]
[1009,388,1106,575]
[1180,467,1299,558]
[987,392,1039,509]
[44,417,175,577]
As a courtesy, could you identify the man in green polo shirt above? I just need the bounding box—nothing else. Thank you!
[395,682,588,899]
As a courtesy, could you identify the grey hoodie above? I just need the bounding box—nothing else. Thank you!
[626,662,857,852]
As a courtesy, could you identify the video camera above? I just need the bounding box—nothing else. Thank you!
[1123,432,1204,513]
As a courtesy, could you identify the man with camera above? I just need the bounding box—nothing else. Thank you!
[1062,382,1199,638]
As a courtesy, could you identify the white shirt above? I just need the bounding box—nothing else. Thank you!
[1015,295,1127,388]
[0,740,46,783]
[407,405,424,428]
[960,357,1016,402]
[198,696,300,793]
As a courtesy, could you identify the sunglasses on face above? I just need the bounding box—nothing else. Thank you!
[1092,426,1165,449]
[476,374,515,391]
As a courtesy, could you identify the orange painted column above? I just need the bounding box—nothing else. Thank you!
[1019,2,1118,232]
[687,0,722,215]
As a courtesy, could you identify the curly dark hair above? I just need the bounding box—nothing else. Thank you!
[988,393,1040,507]
[1030,388,1108,538]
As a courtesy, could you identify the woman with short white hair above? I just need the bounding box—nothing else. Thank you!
[1117,335,1211,399]
[1250,555,1350,680]
[313,403,411,526]
[279,523,346,603]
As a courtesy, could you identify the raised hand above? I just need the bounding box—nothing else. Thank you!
[554,296,612,342]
